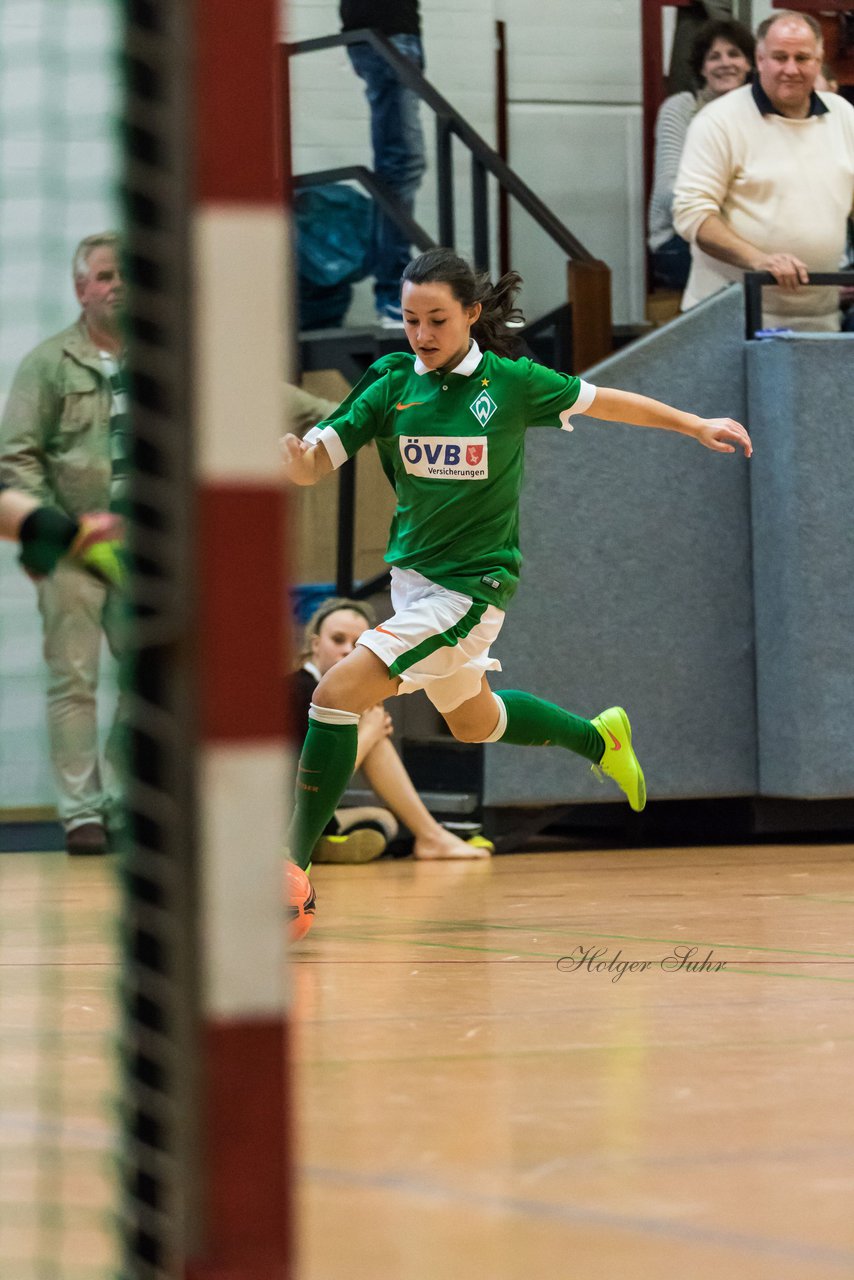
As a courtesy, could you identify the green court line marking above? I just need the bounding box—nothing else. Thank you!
[725,966,854,985]
[798,894,854,906]
[355,915,854,962]
[313,929,854,983]
[314,930,550,959]
[331,924,854,978]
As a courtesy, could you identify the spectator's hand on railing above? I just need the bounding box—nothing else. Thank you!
[692,418,753,457]
[755,252,810,292]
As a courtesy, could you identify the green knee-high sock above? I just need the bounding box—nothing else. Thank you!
[495,690,604,763]
[289,716,358,870]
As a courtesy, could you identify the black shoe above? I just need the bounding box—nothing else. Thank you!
[65,822,108,856]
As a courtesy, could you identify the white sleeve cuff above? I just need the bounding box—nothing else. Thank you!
[312,425,348,469]
[559,380,597,430]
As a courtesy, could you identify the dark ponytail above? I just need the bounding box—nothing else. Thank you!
[401,249,524,358]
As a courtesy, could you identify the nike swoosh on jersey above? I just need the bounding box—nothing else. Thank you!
[395,401,424,411]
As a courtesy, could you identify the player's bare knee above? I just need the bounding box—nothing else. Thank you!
[313,646,398,714]
[443,717,486,744]
[313,666,359,713]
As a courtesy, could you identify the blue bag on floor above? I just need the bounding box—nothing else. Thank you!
[295,184,372,329]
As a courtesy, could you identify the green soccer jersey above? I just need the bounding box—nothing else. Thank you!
[309,340,596,609]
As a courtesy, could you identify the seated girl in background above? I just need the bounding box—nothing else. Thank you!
[288,596,492,862]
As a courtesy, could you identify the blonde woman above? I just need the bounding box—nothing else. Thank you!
[649,19,755,288]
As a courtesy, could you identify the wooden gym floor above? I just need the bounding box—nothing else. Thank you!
[295,844,854,1280]
[1,841,853,1278]
[0,853,118,1279]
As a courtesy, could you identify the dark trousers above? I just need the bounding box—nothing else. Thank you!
[651,234,692,291]
[348,34,427,309]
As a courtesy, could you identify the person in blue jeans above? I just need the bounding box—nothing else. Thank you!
[341,1,427,327]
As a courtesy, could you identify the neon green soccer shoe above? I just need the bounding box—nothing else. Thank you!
[591,706,646,812]
[69,513,126,590]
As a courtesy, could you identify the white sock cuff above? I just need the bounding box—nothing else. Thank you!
[308,703,361,727]
[482,694,508,744]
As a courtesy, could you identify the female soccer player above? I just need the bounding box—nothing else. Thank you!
[281,249,752,873]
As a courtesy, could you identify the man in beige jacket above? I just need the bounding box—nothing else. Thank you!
[0,230,335,854]
[0,233,127,854]
[673,11,854,330]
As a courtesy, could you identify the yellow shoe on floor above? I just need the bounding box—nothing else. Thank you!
[312,828,387,865]
[591,706,646,812]
[466,834,495,854]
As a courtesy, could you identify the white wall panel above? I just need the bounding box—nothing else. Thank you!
[286,1,696,332]
[0,0,120,812]
[509,103,646,328]
[502,0,641,104]
[286,0,496,321]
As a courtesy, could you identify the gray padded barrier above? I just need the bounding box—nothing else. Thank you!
[483,286,758,806]
[748,335,854,798]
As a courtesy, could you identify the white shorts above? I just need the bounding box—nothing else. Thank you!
[357,567,505,713]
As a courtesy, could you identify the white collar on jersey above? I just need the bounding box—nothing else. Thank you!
[413,339,482,378]
[302,660,322,682]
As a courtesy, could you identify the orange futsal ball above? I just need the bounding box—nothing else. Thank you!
[286,862,316,942]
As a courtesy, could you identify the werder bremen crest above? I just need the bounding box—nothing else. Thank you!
[470,389,497,426]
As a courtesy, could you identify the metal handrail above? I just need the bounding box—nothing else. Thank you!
[294,164,436,254]
[284,29,596,265]
[744,271,854,339]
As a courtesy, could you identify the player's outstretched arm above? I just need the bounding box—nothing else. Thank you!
[580,388,752,457]
[280,433,335,486]
[683,416,753,455]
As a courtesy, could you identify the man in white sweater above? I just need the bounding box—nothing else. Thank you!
[673,10,854,329]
